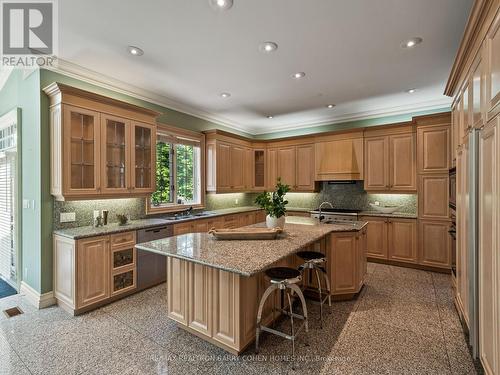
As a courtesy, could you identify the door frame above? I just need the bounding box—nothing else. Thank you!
[0,108,21,292]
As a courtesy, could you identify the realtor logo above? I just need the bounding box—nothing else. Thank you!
[1,0,57,67]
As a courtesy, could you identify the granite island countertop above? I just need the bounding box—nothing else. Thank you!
[53,206,263,240]
[135,217,367,276]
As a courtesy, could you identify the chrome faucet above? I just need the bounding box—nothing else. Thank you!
[318,201,333,222]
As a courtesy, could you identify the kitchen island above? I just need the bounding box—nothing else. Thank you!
[136,217,367,354]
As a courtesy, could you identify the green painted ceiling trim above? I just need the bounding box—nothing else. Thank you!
[252,107,451,140]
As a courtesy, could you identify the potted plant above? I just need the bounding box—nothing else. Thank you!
[255,178,290,229]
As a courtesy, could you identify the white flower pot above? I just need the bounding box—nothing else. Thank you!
[266,215,285,229]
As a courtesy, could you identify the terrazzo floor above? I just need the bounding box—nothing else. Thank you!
[0,263,477,374]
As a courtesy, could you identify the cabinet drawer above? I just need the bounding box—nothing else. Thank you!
[111,267,136,296]
[110,231,136,248]
[111,247,136,271]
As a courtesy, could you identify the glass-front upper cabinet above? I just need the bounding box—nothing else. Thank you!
[101,114,130,194]
[64,105,101,196]
[253,149,266,190]
[131,122,155,192]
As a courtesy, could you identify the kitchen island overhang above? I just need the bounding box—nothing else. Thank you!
[135,218,368,354]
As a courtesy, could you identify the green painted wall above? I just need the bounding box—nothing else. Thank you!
[0,69,43,293]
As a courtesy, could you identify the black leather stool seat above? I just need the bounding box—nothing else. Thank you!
[265,267,300,281]
[296,251,325,261]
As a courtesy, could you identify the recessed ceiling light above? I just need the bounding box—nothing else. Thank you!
[267,116,273,119]
[327,104,335,109]
[259,42,278,53]
[406,88,417,94]
[401,37,423,48]
[220,92,231,98]
[292,72,306,79]
[209,0,233,11]
[127,46,144,56]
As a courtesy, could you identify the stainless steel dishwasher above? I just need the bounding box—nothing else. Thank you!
[136,225,173,291]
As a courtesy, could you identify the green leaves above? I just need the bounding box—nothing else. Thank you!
[254,177,290,218]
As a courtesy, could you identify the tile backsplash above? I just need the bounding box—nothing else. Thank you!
[53,182,416,229]
[53,198,146,230]
[284,181,417,213]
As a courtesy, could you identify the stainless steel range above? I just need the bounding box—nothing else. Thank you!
[310,208,361,223]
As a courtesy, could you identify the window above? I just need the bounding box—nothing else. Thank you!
[148,125,204,213]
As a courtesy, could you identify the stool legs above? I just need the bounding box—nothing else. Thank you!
[255,283,278,354]
[255,281,308,355]
[314,268,324,328]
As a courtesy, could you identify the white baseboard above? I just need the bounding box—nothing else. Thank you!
[20,281,56,309]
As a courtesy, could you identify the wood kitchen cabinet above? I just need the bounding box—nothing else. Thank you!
[478,117,499,375]
[54,230,137,315]
[418,220,451,268]
[329,230,366,296]
[418,175,449,220]
[417,123,450,174]
[44,83,159,200]
[388,218,417,263]
[361,216,417,264]
[360,216,388,259]
[267,143,315,191]
[76,236,110,308]
[363,124,416,192]
[314,131,363,181]
[206,131,257,193]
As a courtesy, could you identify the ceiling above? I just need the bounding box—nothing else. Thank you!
[57,0,473,135]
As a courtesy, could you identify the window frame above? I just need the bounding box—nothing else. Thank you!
[146,124,205,214]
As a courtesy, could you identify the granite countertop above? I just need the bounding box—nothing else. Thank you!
[53,206,263,240]
[358,211,417,219]
[135,217,368,276]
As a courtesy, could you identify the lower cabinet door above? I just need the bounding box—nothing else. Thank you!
[167,257,188,324]
[418,220,451,268]
[360,216,388,259]
[330,233,358,294]
[76,237,110,308]
[388,219,417,263]
[211,269,240,348]
[187,263,212,336]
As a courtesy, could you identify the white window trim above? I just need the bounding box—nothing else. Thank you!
[146,124,205,214]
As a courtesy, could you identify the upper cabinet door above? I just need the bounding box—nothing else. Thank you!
[63,105,101,197]
[216,142,231,191]
[417,124,450,174]
[364,136,389,191]
[295,144,315,191]
[266,148,278,189]
[389,133,416,191]
[486,11,500,119]
[101,114,131,194]
[276,147,296,189]
[230,145,245,190]
[252,149,266,191]
[130,122,156,193]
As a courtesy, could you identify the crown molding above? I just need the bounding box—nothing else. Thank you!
[47,59,450,136]
[250,97,451,135]
[45,59,250,134]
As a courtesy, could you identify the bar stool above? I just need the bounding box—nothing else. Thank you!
[255,267,309,356]
[297,250,332,328]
